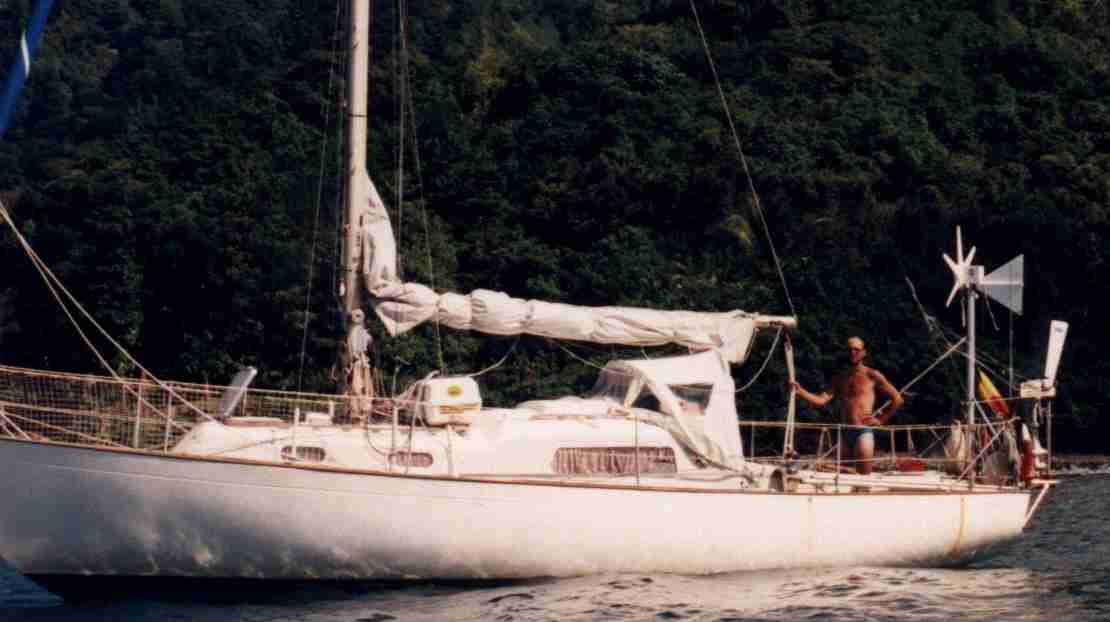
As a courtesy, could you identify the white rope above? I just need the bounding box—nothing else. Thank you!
[735,326,781,392]
[552,339,611,373]
[466,336,522,378]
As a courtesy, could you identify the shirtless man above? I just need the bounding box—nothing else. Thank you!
[791,336,904,474]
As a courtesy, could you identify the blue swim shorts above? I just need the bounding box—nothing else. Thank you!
[843,426,874,448]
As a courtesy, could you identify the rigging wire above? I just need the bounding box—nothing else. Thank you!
[396,0,446,373]
[394,0,406,283]
[0,199,218,426]
[688,0,795,319]
[329,0,351,370]
[297,0,347,392]
[905,276,1031,416]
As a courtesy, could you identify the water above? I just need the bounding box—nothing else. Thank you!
[3,474,1108,621]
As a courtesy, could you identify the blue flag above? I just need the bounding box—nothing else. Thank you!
[0,0,56,138]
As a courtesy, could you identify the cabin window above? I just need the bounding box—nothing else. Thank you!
[281,446,326,462]
[670,384,712,415]
[630,388,661,412]
[553,447,677,475]
[390,451,434,467]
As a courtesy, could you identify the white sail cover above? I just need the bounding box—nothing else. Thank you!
[359,174,761,363]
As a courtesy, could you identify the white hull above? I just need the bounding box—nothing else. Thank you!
[0,438,1031,579]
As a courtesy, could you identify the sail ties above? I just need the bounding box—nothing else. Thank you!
[367,280,762,364]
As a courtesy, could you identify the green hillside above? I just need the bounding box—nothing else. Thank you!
[2,0,1107,451]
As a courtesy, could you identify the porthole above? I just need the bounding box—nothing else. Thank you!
[281,446,326,462]
[390,451,434,467]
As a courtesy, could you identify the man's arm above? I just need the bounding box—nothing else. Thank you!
[871,370,904,424]
[791,381,834,408]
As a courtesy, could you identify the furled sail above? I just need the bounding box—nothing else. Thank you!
[359,174,789,363]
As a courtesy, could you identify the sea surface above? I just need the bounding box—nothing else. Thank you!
[2,472,1108,621]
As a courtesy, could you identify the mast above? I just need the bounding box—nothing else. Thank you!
[965,269,979,429]
[342,0,370,315]
[338,0,373,405]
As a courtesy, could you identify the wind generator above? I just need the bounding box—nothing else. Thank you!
[943,227,1067,482]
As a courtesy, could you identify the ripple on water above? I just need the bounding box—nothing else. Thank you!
[488,593,536,604]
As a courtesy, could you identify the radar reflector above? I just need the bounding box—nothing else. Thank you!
[981,254,1023,315]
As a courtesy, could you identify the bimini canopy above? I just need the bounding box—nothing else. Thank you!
[593,349,744,469]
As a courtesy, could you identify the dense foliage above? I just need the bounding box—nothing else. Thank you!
[1,0,1107,451]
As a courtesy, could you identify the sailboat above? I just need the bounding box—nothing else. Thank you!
[0,0,1063,591]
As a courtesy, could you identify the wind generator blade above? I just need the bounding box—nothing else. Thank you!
[981,255,1024,315]
[945,282,961,308]
[956,226,964,264]
[1045,320,1069,382]
[943,253,963,307]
